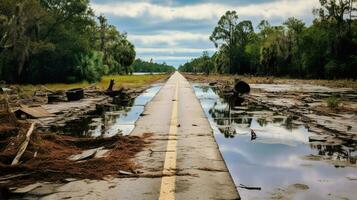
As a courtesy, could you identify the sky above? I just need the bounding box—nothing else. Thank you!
[90,0,320,68]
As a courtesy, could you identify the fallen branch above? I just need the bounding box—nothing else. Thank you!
[0,173,32,181]
[238,184,261,190]
[11,122,36,165]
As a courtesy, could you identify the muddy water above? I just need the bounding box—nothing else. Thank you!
[193,84,357,200]
[56,84,162,137]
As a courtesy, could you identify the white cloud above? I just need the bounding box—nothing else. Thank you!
[92,0,319,21]
[129,31,209,45]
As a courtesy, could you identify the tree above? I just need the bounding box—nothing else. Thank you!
[210,11,239,73]
[131,59,175,73]
[0,0,51,83]
[210,11,255,74]
[0,0,137,83]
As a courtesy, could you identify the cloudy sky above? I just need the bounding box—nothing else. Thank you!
[91,0,320,67]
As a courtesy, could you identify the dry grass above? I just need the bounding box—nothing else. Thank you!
[0,120,151,188]
[182,73,357,88]
[13,74,170,95]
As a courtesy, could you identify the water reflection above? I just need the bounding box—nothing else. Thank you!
[193,84,357,200]
[55,85,161,137]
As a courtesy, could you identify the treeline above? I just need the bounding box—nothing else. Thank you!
[179,0,356,79]
[131,59,176,73]
[0,0,135,83]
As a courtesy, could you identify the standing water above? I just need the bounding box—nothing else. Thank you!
[193,84,357,200]
[56,84,162,137]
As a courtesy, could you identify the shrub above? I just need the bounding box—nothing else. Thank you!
[325,95,341,109]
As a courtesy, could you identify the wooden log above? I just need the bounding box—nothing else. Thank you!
[11,122,36,165]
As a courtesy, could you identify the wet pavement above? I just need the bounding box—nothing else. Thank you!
[54,85,162,137]
[21,72,239,200]
[193,84,357,200]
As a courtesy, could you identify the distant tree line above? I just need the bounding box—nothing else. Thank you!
[179,0,356,79]
[0,0,135,84]
[131,59,176,73]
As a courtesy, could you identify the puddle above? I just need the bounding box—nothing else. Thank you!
[250,84,354,93]
[193,84,357,200]
[54,84,161,137]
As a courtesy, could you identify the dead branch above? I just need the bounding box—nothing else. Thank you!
[11,122,36,165]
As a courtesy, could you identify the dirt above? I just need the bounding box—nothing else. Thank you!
[183,73,357,89]
[0,112,151,190]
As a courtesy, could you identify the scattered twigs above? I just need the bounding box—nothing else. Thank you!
[11,122,37,165]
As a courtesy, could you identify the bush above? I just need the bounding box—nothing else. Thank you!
[325,95,341,109]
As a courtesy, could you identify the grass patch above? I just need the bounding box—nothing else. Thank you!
[325,95,341,109]
[14,74,169,95]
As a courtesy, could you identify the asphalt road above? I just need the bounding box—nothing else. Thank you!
[35,72,239,200]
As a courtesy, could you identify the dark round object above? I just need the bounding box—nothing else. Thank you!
[66,88,84,101]
[234,81,250,95]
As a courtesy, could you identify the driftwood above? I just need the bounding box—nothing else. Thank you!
[11,122,36,165]
[238,184,261,190]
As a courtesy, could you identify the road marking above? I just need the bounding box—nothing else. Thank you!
[158,81,179,200]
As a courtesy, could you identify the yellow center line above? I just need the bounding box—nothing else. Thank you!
[158,81,179,200]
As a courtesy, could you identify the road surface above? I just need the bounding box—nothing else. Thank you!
[34,72,240,200]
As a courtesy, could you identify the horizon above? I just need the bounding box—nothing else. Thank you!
[91,0,320,68]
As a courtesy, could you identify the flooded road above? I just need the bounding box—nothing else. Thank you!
[193,84,357,200]
[55,84,162,137]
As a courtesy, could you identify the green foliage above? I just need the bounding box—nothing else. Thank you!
[0,0,136,84]
[325,95,341,109]
[182,0,356,79]
[178,52,214,74]
[131,59,176,73]
[76,51,104,83]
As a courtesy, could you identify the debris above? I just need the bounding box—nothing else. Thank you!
[68,147,104,161]
[0,87,12,93]
[209,81,217,86]
[0,173,31,181]
[14,106,53,119]
[104,79,126,97]
[66,88,84,101]
[238,184,261,190]
[251,129,257,141]
[118,170,134,176]
[105,88,124,98]
[11,183,42,193]
[308,135,328,142]
[47,92,65,103]
[192,124,197,126]
[11,122,37,165]
[346,177,357,181]
[107,79,115,91]
[234,80,250,95]
[62,178,77,183]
